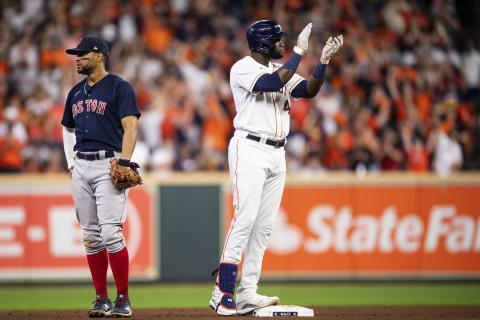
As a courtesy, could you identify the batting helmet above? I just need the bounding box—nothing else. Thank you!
[246,20,285,54]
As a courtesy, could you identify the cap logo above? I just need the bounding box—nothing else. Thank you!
[94,45,98,50]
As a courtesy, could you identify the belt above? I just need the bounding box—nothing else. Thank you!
[246,134,285,148]
[76,151,115,161]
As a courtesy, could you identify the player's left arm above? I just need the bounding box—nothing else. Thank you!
[292,35,343,98]
[111,115,142,189]
[116,81,141,167]
[120,115,138,161]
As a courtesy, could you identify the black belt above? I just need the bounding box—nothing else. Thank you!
[76,151,115,161]
[246,134,285,148]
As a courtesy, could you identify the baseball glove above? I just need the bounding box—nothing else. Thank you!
[110,158,143,190]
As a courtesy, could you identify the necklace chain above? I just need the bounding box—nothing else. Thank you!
[83,73,108,95]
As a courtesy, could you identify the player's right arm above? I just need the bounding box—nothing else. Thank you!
[62,126,75,175]
[61,90,76,175]
[252,23,313,92]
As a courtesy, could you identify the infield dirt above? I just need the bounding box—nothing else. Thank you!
[1,306,480,319]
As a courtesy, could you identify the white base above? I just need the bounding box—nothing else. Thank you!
[253,305,314,317]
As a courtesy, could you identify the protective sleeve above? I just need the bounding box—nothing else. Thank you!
[291,80,314,98]
[291,62,327,98]
[284,73,306,95]
[312,62,327,80]
[253,52,303,92]
[281,52,302,73]
[252,72,284,92]
[62,126,76,169]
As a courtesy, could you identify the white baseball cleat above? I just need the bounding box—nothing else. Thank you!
[209,285,237,316]
[236,294,280,315]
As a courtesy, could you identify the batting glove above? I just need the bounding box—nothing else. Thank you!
[320,35,343,64]
[294,22,312,55]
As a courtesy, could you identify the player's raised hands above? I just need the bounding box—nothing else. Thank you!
[320,35,344,64]
[294,22,313,55]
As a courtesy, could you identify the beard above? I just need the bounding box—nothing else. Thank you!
[77,63,93,75]
[268,49,283,60]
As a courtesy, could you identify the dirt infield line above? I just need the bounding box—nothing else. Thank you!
[2,306,480,319]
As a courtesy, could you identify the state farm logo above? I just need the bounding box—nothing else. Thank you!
[269,208,302,254]
[268,205,480,254]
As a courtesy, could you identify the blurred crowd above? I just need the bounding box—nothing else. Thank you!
[0,0,479,175]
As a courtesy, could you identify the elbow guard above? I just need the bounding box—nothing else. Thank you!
[291,80,314,98]
[252,52,303,93]
[253,72,284,92]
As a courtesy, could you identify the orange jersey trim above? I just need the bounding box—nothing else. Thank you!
[221,139,240,262]
[289,78,304,94]
[279,95,283,136]
[271,65,279,137]
[235,139,240,212]
[273,93,278,137]
[248,72,267,92]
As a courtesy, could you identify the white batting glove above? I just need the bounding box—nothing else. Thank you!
[293,22,312,55]
[320,35,343,64]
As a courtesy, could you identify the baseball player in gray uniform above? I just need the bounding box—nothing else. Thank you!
[62,35,141,318]
[209,20,343,316]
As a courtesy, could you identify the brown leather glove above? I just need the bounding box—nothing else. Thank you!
[110,158,143,190]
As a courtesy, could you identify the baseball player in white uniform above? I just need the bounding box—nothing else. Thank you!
[209,20,343,316]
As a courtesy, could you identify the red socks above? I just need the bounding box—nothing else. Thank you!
[86,249,109,299]
[108,247,129,299]
[86,247,129,300]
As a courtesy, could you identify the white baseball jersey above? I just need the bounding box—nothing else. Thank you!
[229,56,305,139]
[218,56,305,303]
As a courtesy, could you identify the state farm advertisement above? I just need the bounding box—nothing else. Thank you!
[0,183,156,281]
[227,182,480,277]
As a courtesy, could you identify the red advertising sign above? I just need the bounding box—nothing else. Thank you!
[0,184,156,280]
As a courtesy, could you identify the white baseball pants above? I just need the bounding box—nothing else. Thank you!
[221,133,286,302]
[71,152,129,255]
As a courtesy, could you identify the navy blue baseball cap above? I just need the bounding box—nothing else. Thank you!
[66,35,109,56]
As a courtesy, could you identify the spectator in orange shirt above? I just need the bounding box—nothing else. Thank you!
[202,93,232,152]
[380,128,405,170]
[401,122,428,172]
[406,138,428,172]
[0,123,23,173]
[142,14,172,54]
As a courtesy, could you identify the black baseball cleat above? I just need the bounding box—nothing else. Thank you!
[111,294,132,317]
[88,297,112,318]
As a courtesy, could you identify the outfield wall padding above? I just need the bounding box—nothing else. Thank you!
[159,185,221,280]
[0,173,479,282]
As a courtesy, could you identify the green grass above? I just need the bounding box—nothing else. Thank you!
[1,283,479,311]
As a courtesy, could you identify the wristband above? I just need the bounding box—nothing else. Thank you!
[118,158,131,167]
[312,63,327,80]
[282,52,302,73]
